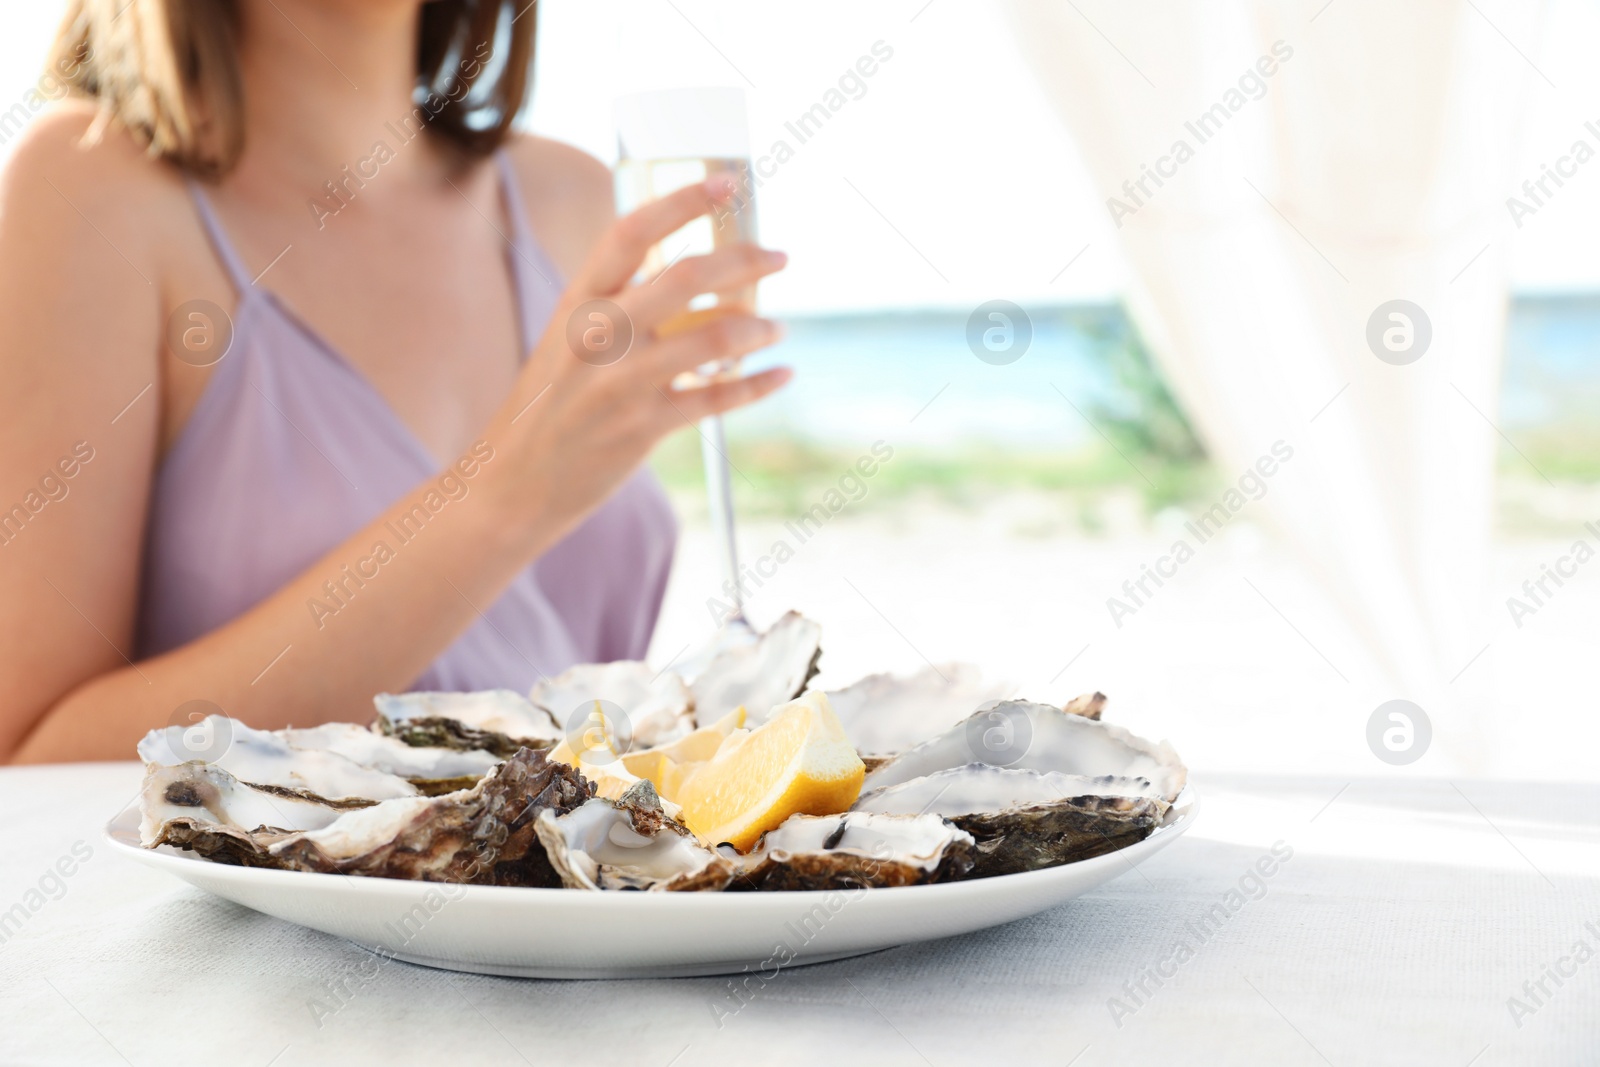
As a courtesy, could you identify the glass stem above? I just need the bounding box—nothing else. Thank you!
[700,413,744,623]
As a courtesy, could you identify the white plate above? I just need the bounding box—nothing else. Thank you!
[106,788,1197,979]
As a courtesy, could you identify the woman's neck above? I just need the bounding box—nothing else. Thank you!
[231,0,451,200]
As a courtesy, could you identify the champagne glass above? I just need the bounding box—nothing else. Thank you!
[614,87,762,662]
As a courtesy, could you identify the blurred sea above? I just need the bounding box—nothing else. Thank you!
[730,296,1600,449]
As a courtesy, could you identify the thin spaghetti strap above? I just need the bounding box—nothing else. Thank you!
[186,180,256,295]
[495,148,562,355]
[496,149,535,253]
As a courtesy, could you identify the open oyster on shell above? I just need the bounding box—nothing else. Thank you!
[690,610,822,725]
[825,663,1012,757]
[852,699,1185,877]
[535,780,735,891]
[374,689,561,757]
[861,699,1186,799]
[142,747,591,885]
[139,759,363,859]
[278,722,500,795]
[141,713,501,798]
[854,764,1168,876]
[139,715,420,803]
[727,812,976,891]
[530,661,695,750]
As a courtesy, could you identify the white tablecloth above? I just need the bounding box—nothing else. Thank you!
[1,763,1596,1066]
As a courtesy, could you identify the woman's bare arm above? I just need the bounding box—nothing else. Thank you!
[0,113,168,762]
[2,117,788,764]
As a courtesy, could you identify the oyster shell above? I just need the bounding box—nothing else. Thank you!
[535,780,735,891]
[374,690,561,757]
[852,762,1169,877]
[143,748,592,884]
[138,716,418,803]
[727,812,976,891]
[856,762,1164,813]
[530,661,694,750]
[280,722,500,794]
[271,749,590,884]
[851,699,1185,877]
[825,663,1011,756]
[862,699,1186,803]
[690,610,822,725]
[138,760,362,856]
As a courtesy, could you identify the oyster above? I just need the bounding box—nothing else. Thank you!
[280,722,500,794]
[727,812,976,891]
[856,763,1164,813]
[138,760,362,858]
[690,610,822,725]
[138,716,418,803]
[144,748,592,885]
[535,780,734,891]
[862,699,1186,803]
[853,763,1169,876]
[374,690,561,757]
[530,661,694,750]
[852,699,1185,877]
[825,663,1011,756]
[271,749,590,884]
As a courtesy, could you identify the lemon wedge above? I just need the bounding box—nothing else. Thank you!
[676,691,864,852]
[621,707,746,803]
[622,706,745,770]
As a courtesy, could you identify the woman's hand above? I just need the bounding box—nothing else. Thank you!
[480,176,790,538]
[1,150,783,763]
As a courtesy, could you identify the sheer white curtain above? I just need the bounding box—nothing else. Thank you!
[1003,0,1539,763]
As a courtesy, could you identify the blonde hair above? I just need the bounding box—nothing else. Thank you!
[49,0,535,179]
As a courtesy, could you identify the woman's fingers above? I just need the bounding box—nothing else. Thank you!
[638,312,784,379]
[580,177,738,295]
[660,365,794,424]
[623,246,787,330]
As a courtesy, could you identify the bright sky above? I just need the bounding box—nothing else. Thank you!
[4,1,1598,314]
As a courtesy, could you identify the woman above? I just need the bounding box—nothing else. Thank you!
[0,0,790,763]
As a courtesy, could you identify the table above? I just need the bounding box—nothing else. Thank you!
[2,764,1597,1066]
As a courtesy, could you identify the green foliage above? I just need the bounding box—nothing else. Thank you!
[649,433,1215,525]
[1504,426,1600,483]
[1073,308,1207,467]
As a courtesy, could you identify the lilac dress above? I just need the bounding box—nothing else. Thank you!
[136,150,677,690]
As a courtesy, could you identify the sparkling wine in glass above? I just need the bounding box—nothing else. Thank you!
[614,88,762,653]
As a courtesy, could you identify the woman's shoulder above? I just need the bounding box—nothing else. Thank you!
[3,99,189,227]
[0,102,212,433]
[0,101,179,514]
[0,100,196,300]
[499,132,615,277]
